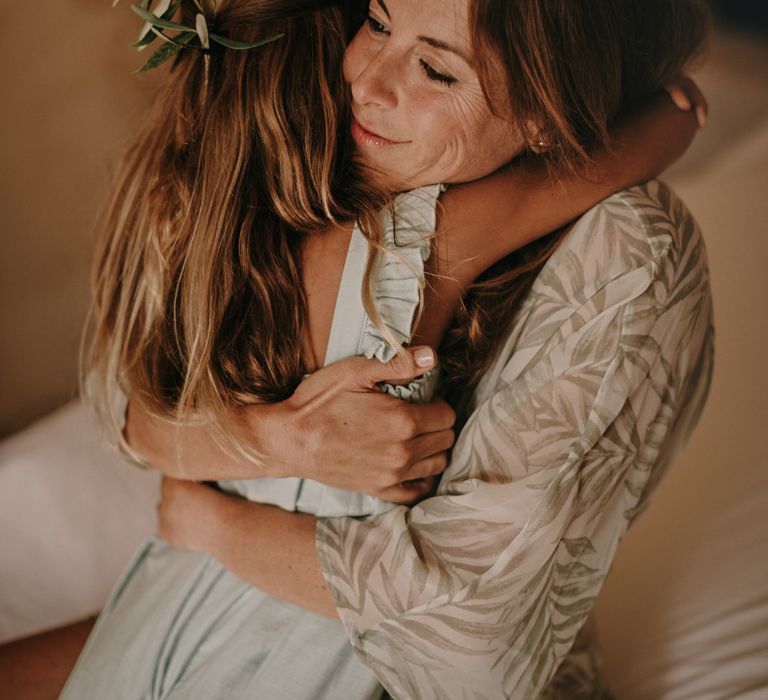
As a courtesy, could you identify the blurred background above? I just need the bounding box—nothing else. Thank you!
[0,2,766,698]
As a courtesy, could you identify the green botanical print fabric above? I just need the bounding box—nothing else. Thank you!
[316,181,714,699]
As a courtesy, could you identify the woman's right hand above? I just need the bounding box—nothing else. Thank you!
[245,346,456,504]
[125,347,456,505]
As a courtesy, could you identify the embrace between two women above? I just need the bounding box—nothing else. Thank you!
[5,1,714,698]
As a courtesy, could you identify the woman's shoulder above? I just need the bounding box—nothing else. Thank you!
[601,179,703,263]
[474,179,713,415]
[539,179,709,309]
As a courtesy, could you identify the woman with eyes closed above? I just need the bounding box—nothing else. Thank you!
[0,0,713,698]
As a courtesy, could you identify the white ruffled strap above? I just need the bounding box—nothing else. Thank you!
[358,184,443,364]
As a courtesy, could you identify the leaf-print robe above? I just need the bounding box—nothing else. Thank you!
[316,180,715,699]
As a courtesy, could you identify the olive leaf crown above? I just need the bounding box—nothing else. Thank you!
[114,0,283,73]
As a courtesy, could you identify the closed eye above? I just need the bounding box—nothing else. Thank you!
[366,15,389,35]
[419,59,457,87]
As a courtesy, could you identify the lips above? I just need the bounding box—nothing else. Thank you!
[350,116,404,147]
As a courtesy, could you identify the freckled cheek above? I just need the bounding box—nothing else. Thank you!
[342,53,354,84]
[400,88,437,132]
[457,107,519,164]
[437,114,484,173]
[404,94,462,148]
[411,128,468,182]
[412,124,464,176]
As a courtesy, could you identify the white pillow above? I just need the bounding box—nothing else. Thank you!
[0,401,160,643]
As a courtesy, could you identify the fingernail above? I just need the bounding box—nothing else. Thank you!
[413,346,434,368]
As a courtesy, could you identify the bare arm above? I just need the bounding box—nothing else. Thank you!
[126,348,455,503]
[0,617,97,699]
[436,90,702,284]
[156,476,336,617]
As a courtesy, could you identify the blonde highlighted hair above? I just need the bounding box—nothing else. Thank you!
[84,1,394,458]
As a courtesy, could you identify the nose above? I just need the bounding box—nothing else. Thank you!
[349,46,399,111]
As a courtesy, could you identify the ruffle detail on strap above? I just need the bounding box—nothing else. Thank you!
[383,370,440,404]
[358,184,444,364]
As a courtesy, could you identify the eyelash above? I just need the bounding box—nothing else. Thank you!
[366,15,387,34]
[419,59,457,86]
[365,15,458,88]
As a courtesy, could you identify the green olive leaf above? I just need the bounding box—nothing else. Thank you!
[136,40,183,73]
[135,30,195,73]
[126,0,153,37]
[160,1,180,19]
[133,0,180,48]
[133,30,159,49]
[131,4,194,33]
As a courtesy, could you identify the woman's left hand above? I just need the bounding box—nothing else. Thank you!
[156,476,221,553]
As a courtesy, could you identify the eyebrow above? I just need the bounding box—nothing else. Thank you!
[376,0,473,67]
[376,0,391,18]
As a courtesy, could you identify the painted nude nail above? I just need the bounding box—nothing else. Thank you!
[413,347,435,368]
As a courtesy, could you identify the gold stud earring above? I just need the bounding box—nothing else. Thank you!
[530,137,551,155]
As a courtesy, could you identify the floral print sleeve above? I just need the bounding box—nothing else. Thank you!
[316,181,714,699]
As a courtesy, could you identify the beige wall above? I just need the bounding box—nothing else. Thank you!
[0,1,156,437]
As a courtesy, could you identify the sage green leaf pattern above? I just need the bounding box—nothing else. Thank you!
[316,180,714,699]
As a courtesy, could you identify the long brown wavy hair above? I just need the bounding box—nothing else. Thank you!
[85,0,710,454]
[84,0,390,455]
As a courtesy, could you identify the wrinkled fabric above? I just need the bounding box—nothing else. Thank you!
[316,181,714,699]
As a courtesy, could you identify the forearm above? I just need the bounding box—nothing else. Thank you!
[124,399,288,481]
[437,91,698,279]
[529,92,698,223]
[595,91,698,191]
[127,350,452,500]
[195,488,337,617]
[513,93,699,233]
